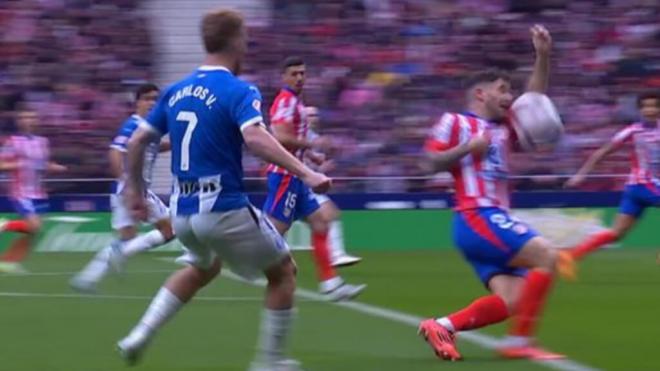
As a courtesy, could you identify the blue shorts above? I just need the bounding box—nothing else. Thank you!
[453,207,538,286]
[263,173,321,225]
[11,198,49,217]
[619,183,660,218]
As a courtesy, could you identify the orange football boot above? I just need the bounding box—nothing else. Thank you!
[418,319,462,361]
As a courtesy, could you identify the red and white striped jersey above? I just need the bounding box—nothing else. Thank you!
[1,135,50,199]
[266,88,309,175]
[611,121,659,185]
[425,112,513,211]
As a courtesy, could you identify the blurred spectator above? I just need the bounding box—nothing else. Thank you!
[3,0,659,193]
[247,0,660,192]
[0,0,154,186]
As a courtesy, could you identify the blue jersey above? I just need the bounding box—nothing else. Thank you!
[110,114,159,194]
[142,65,264,215]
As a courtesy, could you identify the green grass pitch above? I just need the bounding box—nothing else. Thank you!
[0,249,659,371]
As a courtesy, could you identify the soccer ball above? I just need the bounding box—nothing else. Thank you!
[510,92,564,152]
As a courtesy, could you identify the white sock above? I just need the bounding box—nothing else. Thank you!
[436,317,455,332]
[256,308,295,363]
[329,221,345,257]
[129,287,184,340]
[121,230,167,257]
[75,246,112,283]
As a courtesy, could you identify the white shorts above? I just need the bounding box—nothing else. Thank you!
[311,191,331,205]
[111,189,170,230]
[173,205,290,281]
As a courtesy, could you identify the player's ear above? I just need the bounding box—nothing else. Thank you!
[473,87,485,103]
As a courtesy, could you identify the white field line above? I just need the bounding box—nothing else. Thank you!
[220,269,602,371]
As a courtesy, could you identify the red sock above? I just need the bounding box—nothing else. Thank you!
[311,231,337,281]
[2,220,31,234]
[1,236,32,262]
[446,294,509,331]
[509,269,553,337]
[570,230,618,261]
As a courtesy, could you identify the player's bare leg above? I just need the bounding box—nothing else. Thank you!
[70,225,137,293]
[117,258,221,365]
[498,237,566,360]
[250,255,302,371]
[419,276,512,361]
[71,220,175,293]
[569,213,635,261]
[109,219,175,273]
[267,214,366,301]
[0,214,41,273]
[317,201,361,267]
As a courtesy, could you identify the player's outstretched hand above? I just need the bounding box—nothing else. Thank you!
[531,24,552,55]
[468,134,490,157]
[564,174,585,189]
[302,170,332,194]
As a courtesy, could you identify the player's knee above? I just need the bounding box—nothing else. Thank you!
[498,293,519,314]
[609,228,624,241]
[266,257,297,291]
[308,217,329,233]
[323,203,340,221]
[26,218,41,234]
[536,247,558,272]
[194,259,221,287]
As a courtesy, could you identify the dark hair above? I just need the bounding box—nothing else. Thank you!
[463,69,511,90]
[281,56,305,73]
[637,91,660,108]
[135,83,159,101]
[201,10,244,54]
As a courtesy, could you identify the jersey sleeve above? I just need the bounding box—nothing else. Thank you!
[270,95,296,127]
[109,121,133,152]
[232,84,264,131]
[142,92,169,136]
[611,125,637,147]
[424,113,462,152]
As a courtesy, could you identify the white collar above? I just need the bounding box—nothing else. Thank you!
[198,65,231,73]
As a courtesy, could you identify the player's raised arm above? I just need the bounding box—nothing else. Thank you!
[526,24,552,94]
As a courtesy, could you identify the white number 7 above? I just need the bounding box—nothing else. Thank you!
[176,111,198,171]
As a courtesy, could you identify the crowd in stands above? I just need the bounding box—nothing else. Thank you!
[0,0,153,192]
[2,0,658,193]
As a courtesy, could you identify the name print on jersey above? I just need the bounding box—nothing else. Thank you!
[168,85,217,109]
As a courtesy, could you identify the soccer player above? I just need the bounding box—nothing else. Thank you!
[263,57,365,300]
[304,106,361,267]
[419,25,575,361]
[564,92,659,260]
[116,10,330,371]
[0,108,67,273]
[70,83,175,293]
